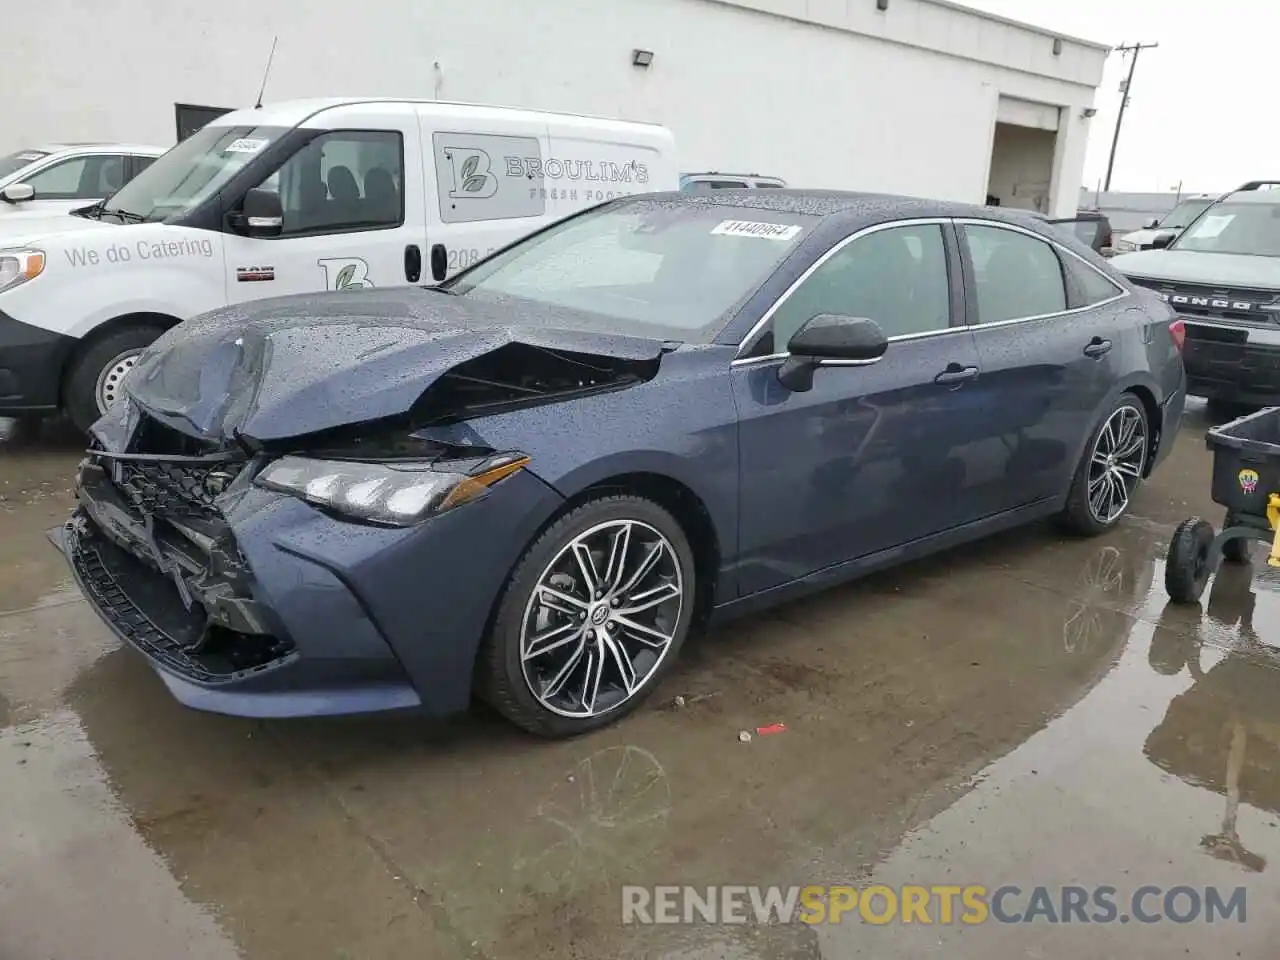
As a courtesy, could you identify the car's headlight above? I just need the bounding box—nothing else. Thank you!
[1113,239,1136,252]
[0,248,45,294]
[254,454,530,526]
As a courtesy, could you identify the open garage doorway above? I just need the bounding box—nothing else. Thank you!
[985,97,1061,214]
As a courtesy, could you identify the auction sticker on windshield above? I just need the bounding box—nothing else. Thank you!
[711,220,804,241]
[224,138,269,154]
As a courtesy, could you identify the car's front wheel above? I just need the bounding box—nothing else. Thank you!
[479,495,696,737]
[1059,392,1149,535]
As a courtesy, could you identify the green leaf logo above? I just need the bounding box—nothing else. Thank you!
[334,264,356,289]
[464,175,487,193]
[461,155,479,182]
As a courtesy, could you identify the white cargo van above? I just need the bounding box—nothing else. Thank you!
[0,98,677,429]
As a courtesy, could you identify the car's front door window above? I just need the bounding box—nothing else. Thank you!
[756,223,952,355]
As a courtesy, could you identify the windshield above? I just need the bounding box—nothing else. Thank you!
[0,150,49,181]
[1159,199,1213,230]
[448,200,816,342]
[102,124,286,221]
[1171,202,1280,256]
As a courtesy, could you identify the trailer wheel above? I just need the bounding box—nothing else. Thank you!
[1165,518,1214,604]
[1220,513,1253,565]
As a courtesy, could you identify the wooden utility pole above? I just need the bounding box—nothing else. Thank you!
[1103,41,1159,191]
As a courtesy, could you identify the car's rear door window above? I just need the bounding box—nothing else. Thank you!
[963,224,1066,323]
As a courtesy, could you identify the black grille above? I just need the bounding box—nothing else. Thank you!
[68,517,294,684]
[1130,278,1280,323]
[109,459,243,520]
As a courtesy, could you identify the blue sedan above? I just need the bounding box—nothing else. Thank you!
[57,190,1187,736]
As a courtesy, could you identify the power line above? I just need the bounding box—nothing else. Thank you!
[1103,41,1159,191]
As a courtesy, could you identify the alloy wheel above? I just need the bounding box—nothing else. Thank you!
[1087,404,1147,524]
[95,350,141,413]
[520,519,685,719]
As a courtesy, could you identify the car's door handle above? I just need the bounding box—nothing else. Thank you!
[1083,337,1113,359]
[404,244,422,283]
[934,363,979,385]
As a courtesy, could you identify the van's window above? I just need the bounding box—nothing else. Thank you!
[25,155,126,200]
[448,199,817,343]
[0,150,48,180]
[266,130,404,236]
[431,132,547,224]
[102,125,287,222]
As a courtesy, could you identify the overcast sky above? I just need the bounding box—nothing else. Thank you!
[960,0,1271,194]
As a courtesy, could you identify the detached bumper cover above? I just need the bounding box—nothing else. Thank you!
[0,308,74,413]
[54,457,564,718]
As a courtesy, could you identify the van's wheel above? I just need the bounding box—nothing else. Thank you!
[1059,392,1149,536]
[64,325,165,433]
[478,495,696,738]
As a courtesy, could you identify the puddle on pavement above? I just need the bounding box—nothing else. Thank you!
[4,409,1280,957]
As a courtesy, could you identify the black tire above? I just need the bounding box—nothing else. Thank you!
[1220,512,1253,565]
[477,495,697,738]
[1058,392,1149,536]
[1164,518,1215,604]
[64,325,165,433]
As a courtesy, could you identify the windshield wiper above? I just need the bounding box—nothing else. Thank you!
[101,208,148,223]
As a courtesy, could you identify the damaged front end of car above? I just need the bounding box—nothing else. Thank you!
[54,323,667,713]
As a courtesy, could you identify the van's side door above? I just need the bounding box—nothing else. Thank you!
[222,104,427,302]
[418,108,553,281]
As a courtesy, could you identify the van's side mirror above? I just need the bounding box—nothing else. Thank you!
[1,183,35,204]
[1150,233,1175,250]
[777,314,888,392]
[241,187,283,237]
[1144,217,1161,229]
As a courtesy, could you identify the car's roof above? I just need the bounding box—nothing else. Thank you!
[630,189,1051,230]
[35,142,167,156]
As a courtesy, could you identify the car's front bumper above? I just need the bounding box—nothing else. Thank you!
[0,308,73,414]
[1182,321,1280,405]
[54,459,564,718]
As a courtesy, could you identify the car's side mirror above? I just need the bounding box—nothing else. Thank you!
[1,183,35,204]
[1150,233,1175,250]
[240,187,283,237]
[1145,217,1161,229]
[777,314,888,392]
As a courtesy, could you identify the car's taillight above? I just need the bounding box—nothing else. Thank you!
[1169,319,1186,352]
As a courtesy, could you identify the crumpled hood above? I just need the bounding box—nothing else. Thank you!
[124,287,667,443]
[1111,249,1280,290]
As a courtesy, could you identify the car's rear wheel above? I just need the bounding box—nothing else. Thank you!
[64,325,165,432]
[1059,393,1149,536]
[479,495,696,738]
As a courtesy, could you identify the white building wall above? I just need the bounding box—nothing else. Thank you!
[2,0,1105,216]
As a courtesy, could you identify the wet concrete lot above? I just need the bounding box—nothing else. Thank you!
[3,407,1280,958]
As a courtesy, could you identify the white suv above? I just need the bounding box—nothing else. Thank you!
[0,143,166,219]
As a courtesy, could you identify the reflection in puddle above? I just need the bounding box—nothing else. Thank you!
[1147,566,1280,874]
[513,745,671,899]
[1062,543,1155,657]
